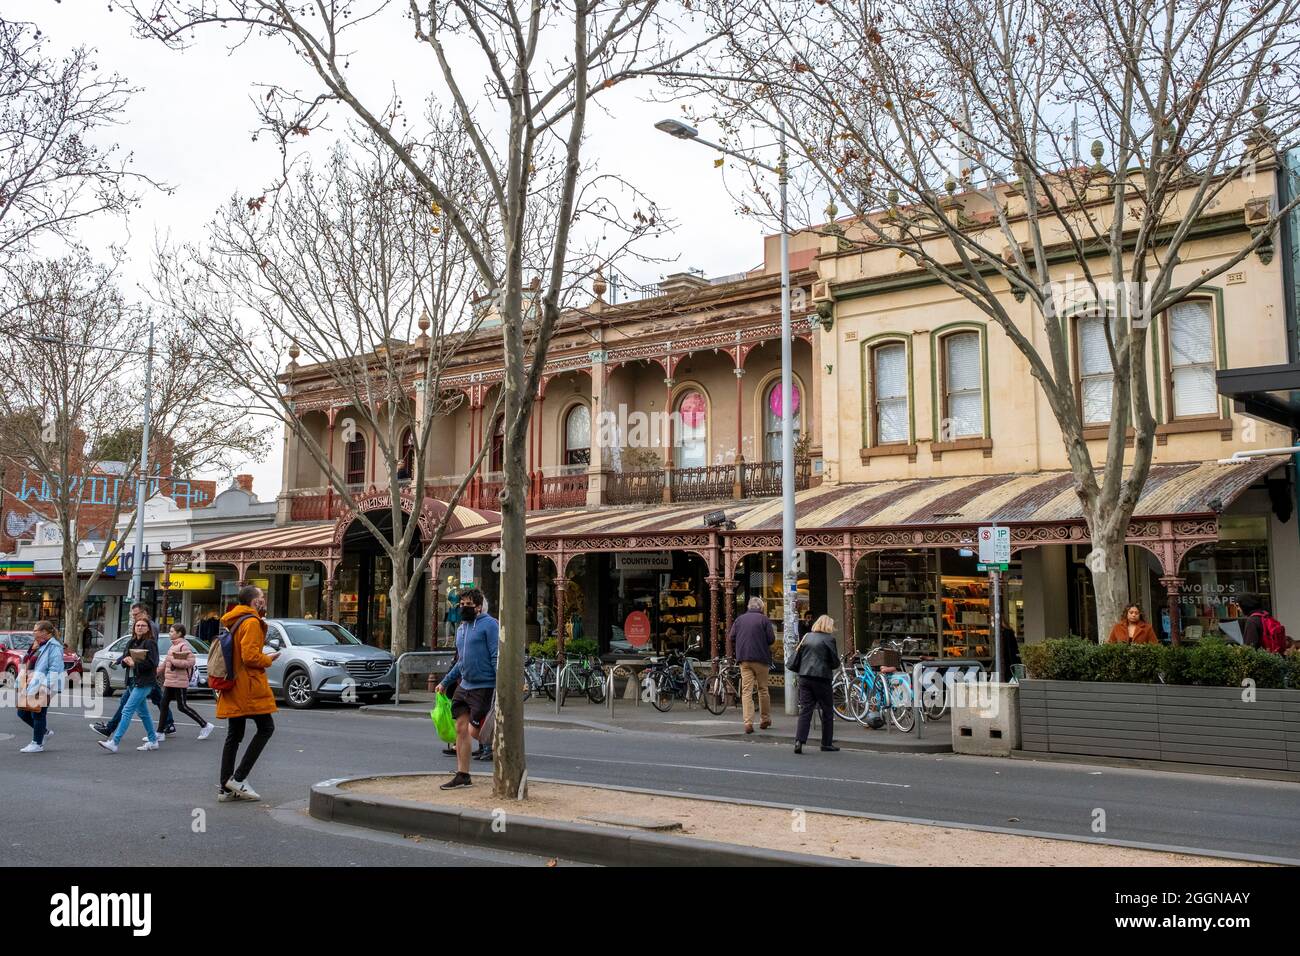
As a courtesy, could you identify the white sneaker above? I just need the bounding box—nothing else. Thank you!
[19,742,44,753]
[217,787,237,803]
[142,734,164,743]
[43,728,53,741]
[98,739,119,754]
[226,778,261,801]
[136,740,159,751]
[198,723,216,740]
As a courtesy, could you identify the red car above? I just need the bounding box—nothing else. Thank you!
[0,630,83,684]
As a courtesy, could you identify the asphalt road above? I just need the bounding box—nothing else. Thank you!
[4,696,1299,865]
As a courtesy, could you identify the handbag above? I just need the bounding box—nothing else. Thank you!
[17,671,49,712]
[784,635,807,672]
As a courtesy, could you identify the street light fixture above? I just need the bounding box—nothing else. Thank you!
[656,118,799,714]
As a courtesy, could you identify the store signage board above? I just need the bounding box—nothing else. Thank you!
[615,551,673,572]
[976,563,1009,572]
[977,526,1011,564]
[162,572,216,591]
[624,610,651,648]
[459,555,475,586]
[258,561,316,575]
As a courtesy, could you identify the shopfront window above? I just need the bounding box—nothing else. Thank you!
[1165,299,1218,419]
[1180,515,1271,640]
[763,381,802,463]
[674,391,707,468]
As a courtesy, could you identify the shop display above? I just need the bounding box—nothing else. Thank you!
[941,574,991,660]
[861,552,939,658]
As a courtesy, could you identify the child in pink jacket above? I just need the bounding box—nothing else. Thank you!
[157,623,218,741]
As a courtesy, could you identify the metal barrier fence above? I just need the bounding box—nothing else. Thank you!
[393,651,456,705]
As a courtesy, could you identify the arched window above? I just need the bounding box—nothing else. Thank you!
[564,404,591,466]
[674,390,708,468]
[1165,299,1217,419]
[941,332,984,438]
[345,435,366,485]
[870,342,909,444]
[398,428,415,479]
[763,380,802,462]
[490,415,505,473]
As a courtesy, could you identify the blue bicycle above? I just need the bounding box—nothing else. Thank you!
[832,652,916,732]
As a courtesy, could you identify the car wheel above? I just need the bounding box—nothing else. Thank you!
[95,669,113,698]
[369,693,394,704]
[284,669,317,709]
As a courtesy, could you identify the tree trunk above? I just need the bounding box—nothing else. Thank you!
[493,384,528,799]
[389,556,409,675]
[1086,508,1131,642]
[60,530,86,659]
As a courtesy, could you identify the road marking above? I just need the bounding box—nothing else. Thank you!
[530,752,911,788]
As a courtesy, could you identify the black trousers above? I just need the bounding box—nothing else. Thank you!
[795,675,834,747]
[220,714,275,786]
[159,687,206,729]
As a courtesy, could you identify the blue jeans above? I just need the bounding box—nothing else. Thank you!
[111,686,157,746]
[18,707,47,744]
[105,681,164,734]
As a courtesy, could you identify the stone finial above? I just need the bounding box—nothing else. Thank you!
[825,200,839,220]
[286,343,300,371]
[593,267,607,299]
[418,309,431,334]
[945,174,957,197]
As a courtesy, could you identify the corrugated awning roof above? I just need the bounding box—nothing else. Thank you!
[442,457,1285,543]
[168,499,496,558]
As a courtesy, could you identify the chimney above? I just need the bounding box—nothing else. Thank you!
[234,474,254,493]
[658,271,710,296]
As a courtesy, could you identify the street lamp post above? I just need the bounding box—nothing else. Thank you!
[655,119,800,713]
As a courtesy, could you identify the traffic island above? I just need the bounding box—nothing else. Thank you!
[310,772,1263,867]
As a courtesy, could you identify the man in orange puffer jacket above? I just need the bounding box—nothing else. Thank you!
[217,585,279,802]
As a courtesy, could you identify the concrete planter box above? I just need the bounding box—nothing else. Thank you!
[1019,680,1300,772]
[951,682,1020,756]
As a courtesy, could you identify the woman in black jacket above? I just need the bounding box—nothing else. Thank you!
[788,614,841,754]
[97,617,162,754]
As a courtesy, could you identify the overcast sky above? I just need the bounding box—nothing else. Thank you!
[11,0,772,499]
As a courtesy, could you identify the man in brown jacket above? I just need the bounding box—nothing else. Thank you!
[727,597,775,733]
[217,585,279,802]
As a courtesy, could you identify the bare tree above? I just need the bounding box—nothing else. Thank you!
[0,17,152,305]
[153,129,495,670]
[0,256,268,656]
[129,0,702,798]
[669,0,1300,633]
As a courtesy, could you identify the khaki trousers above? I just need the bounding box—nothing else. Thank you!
[739,662,770,726]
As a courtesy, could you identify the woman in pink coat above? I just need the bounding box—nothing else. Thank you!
[158,623,218,740]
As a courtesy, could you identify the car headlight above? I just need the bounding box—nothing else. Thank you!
[312,657,343,668]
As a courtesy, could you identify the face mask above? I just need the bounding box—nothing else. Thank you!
[460,605,477,622]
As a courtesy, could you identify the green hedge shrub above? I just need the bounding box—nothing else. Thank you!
[526,638,599,659]
[1022,637,1293,689]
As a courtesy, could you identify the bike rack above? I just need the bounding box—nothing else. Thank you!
[554,660,580,714]
[605,662,647,719]
[393,651,455,705]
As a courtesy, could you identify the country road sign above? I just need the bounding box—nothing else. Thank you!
[978,526,1011,565]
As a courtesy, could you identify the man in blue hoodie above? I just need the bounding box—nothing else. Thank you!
[434,588,498,789]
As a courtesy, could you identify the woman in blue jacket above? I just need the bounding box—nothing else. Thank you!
[17,620,65,754]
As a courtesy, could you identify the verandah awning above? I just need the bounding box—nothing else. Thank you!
[439,457,1286,545]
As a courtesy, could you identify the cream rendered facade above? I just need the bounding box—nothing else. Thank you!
[815,161,1299,640]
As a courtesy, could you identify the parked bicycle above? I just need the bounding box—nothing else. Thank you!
[832,650,916,732]
[558,655,607,705]
[523,655,558,701]
[703,656,741,715]
[879,639,947,720]
[643,649,706,712]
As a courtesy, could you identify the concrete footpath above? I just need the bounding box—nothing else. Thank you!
[362,694,953,754]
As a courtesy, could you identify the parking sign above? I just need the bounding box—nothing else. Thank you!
[978,526,1011,565]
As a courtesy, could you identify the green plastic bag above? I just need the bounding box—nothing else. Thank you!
[430,692,456,744]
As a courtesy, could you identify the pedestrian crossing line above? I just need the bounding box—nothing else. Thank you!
[529,752,911,788]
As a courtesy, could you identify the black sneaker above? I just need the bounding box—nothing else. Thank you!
[473,747,493,762]
[439,772,473,790]
[441,746,458,756]
[820,745,840,752]
[91,722,110,738]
